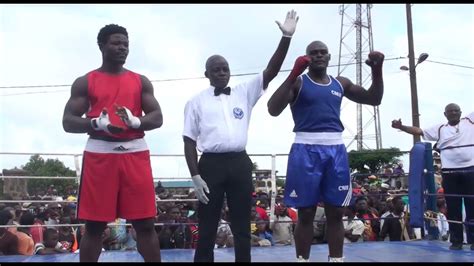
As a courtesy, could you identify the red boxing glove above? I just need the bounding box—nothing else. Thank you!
[289,55,311,80]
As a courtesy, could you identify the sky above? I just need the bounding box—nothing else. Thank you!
[0,4,473,180]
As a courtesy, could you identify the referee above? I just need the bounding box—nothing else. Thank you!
[182,10,299,262]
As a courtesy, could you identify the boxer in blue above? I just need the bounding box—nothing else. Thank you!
[267,40,385,262]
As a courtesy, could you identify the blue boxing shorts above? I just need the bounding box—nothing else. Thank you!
[284,133,352,208]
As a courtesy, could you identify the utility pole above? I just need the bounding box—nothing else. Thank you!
[406,3,421,144]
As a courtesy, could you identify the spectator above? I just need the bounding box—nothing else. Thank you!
[255,199,270,221]
[121,225,137,251]
[16,212,35,255]
[58,216,76,252]
[0,209,19,255]
[103,218,128,251]
[379,198,394,233]
[215,207,233,249]
[342,206,365,243]
[4,207,18,234]
[158,206,190,249]
[393,163,405,176]
[437,199,449,241]
[34,228,69,255]
[253,218,274,246]
[355,197,380,241]
[30,210,47,245]
[45,203,61,230]
[380,196,414,241]
[270,203,294,245]
[313,203,326,244]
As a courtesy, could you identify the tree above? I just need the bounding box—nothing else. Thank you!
[348,147,404,174]
[252,162,258,171]
[22,154,77,197]
[276,178,285,188]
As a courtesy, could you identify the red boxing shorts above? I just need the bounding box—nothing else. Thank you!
[77,138,157,222]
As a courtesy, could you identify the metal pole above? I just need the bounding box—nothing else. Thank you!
[406,3,421,143]
[270,154,277,223]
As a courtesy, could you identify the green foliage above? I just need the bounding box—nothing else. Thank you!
[348,147,404,173]
[22,154,77,196]
[276,178,285,188]
[252,162,258,171]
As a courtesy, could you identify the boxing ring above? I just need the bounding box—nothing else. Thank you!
[0,240,472,262]
[1,146,473,262]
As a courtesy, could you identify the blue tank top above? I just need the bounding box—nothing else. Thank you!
[290,74,344,133]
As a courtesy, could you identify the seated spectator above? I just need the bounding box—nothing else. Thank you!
[215,207,233,248]
[4,207,19,234]
[13,204,23,225]
[58,216,75,252]
[121,225,137,251]
[352,182,363,196]
[313,202,326,244]
[0,209,19,255]
[186,203,199,249]
[379,198,394,232]
[30,210,47,245]
[103,218,126,251]
[34,228,69,255]
[73,224,86,253]
[253,218,274,246]
[287,207,298,223]
[45,203,62,229]
[270,203,294,245]
[343,206,365,243]
[393,163,404,176]
[255,199,269,221]
[355,197,380,241]
[380,196,414,241]
[250,206,261,234]
[16,212,35,255]
[437,199,449,241]
[158,206,190,249]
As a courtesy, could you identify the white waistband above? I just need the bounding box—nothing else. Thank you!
[85,138,149,154]
[294,132,344,145]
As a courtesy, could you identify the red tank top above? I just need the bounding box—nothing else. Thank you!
[86,69,145,140]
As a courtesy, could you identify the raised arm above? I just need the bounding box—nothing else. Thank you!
[339,51,385,106]
[267,56,310,116]
[391,118,424,136]
[262,10,299,89]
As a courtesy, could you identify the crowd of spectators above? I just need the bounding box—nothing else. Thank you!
[0,164,459,256]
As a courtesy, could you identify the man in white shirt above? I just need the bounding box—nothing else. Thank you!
[183,10,299,262]
[392,103,474,250]
[342,206,364,243]
[270,203,294,245]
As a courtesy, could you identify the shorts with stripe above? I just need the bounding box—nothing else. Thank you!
[284,132,352,208]
[77,138,157,222]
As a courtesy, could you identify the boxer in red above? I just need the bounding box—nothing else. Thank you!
[62,24,162,262]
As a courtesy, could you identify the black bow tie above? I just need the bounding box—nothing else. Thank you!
[214,86,231,96]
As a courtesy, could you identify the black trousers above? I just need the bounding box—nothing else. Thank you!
[193,151,254,262]
[441,166,474,244]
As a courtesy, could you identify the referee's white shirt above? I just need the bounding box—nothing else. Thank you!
[422,111,474,169]
[183,73,264,153]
